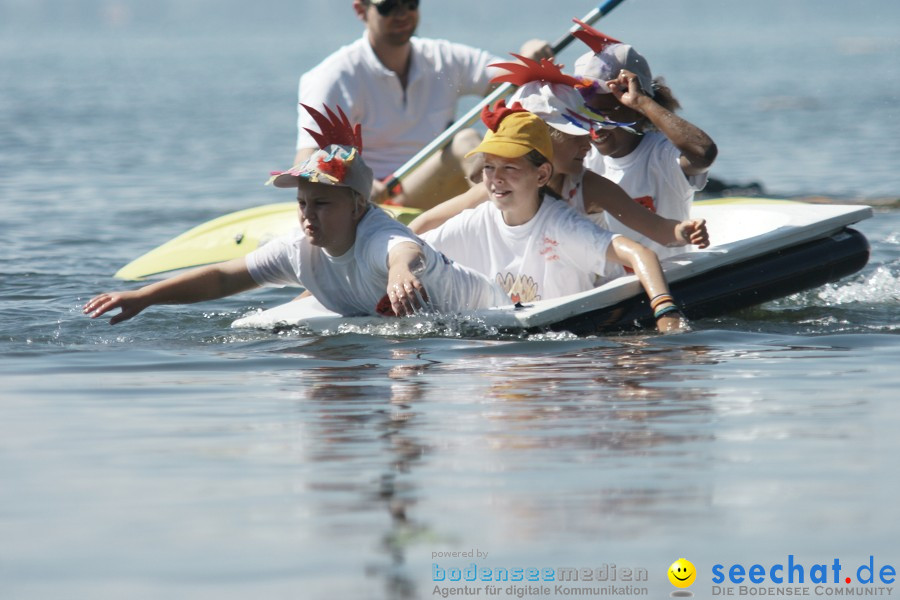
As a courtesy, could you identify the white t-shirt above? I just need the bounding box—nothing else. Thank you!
[297,35,500,179]
[422,198,623,304]
[584,131,708,258]
[558,169,609,228]
[246,207,508,315]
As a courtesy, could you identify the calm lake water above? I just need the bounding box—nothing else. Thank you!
[1,0,898,598]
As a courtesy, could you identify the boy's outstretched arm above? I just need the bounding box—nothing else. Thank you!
[83,258,258,325]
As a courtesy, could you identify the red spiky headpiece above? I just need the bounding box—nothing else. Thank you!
[571,18,621,53]
[489,54,584,88]
[481,100,529,132]
[300,103,364,153]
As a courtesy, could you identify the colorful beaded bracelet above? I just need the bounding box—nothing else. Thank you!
[654,304,682,320]
[650,294,675,311]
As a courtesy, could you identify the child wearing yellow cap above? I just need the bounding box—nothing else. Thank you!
[420,101,686,333]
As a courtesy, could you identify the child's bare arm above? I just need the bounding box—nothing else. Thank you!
[583,173,709,249]
[606,236,686,333]
[83,258,258,325]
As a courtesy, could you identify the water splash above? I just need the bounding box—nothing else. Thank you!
[701,252,900,335]
[815,265,900,305]
[265,313,597,342]
[329,313,504,340]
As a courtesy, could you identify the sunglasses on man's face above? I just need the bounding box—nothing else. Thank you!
[371,0,419,17]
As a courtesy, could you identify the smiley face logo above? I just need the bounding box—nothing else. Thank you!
[668,558,697,588]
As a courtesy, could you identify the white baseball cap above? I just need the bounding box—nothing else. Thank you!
[509,80,596,136]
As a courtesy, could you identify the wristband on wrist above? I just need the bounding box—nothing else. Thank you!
[650,294,674,311]
[654,304,682,320]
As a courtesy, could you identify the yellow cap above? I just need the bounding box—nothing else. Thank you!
[465,111,554,162]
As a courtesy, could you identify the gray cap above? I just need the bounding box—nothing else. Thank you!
[573,43,654,97]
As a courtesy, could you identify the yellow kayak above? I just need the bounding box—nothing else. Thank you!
[114,202,421,281]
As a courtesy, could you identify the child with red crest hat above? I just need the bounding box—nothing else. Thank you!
[84,105,507,325]
[571,19,718,259]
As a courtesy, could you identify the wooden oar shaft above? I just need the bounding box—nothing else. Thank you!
[383,0,629,193]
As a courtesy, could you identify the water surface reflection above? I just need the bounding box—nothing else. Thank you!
[277,339,722,595]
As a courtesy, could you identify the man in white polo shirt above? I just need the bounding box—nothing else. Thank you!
[293,0,551,210]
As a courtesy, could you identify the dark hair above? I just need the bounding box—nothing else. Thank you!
[639,77,681,133]
[520,149,556,199]
[652,78,680,111]
[522,149,550,169]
